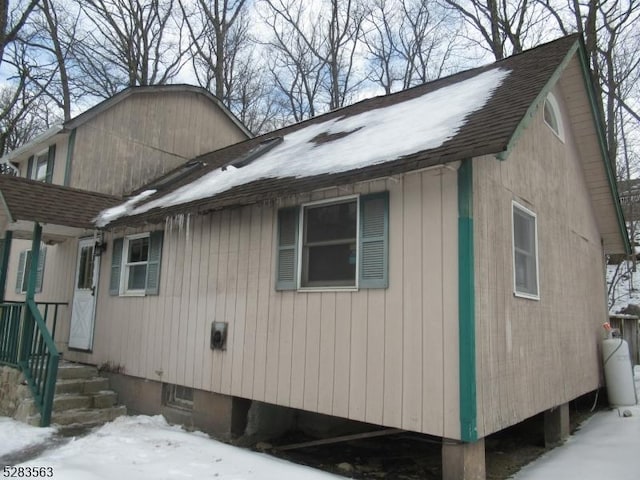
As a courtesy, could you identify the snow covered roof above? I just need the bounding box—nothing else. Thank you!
[99,35,583,228]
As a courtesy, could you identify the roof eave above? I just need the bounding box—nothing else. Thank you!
[0,125,66,163]
[574,39,631,255]
[64,85,253,139]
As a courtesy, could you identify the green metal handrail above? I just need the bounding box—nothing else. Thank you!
[18,300,60,427]
[0,303,23,367]
[5,301,66,343]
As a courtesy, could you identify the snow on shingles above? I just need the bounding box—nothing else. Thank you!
[0,417,56,458]
[95,189,156,227]
[17,415,346,480]
[96,68,509,226]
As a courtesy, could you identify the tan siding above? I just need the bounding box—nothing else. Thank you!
[474,82,607,437]
[66,171,459,437]
[69,91,247,196]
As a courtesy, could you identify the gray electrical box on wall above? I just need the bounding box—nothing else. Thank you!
[210,322,228,350]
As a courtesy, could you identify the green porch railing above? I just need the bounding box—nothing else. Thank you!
[18,300,60,427]
[0,302,23,367]
[0,301,65,427]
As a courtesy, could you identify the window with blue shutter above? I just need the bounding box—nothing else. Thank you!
[110,232,163,296]
[276,192,389,290]
[15,247,47,294]
[45,145,56,183]
[359,192,389,288]
[146,231,163,295]
[276,207,299,290]
[109,238,123,295]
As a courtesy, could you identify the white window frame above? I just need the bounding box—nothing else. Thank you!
[296,195,360,292]
[120,233,150,296]
[543,92,564,142]
[30,149,49,182]
[512,201,540,300]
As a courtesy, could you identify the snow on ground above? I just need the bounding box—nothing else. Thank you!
[13,415,345,480]
[96,68,509,226]
[1,367,639,479]
[607,262,640,313]
[513,367,640,480]
[0,418,56,458]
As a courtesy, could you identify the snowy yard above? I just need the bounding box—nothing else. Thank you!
[1,369,638,479]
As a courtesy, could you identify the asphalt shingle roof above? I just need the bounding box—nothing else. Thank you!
[108,35,581,227]
[0,175,120,229]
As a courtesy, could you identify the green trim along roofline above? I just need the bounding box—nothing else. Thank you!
[496,37,630,255]
[495,40,580,162]
[575,41,631,255]
[458,158,477,442]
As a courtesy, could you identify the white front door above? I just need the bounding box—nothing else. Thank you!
[69,238,100,350]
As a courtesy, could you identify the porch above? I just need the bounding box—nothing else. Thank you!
[0,175,120,426]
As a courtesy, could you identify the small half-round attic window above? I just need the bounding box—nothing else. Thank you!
[543,92,564,141]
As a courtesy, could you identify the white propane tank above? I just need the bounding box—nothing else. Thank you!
[602,329,637,406]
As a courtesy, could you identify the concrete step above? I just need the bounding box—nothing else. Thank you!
[50,405,127,427]
[53,394,92,411]
[92,391,118,409]
[55,377,110,395]
[56,364,97,380]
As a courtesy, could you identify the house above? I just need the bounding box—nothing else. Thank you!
[0,84,250,346]
[0,35,629,480]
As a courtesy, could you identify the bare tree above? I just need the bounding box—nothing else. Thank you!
[441,0,550,60]
[71,0,185,98]
[0,0,40,64]
[179,0,248,101]
[363,0,461,94]
[18,0,79,121]
[260,0,367,122]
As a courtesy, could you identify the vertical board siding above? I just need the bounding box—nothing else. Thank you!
[71,172,458,437]
[69,91,247,196]
[474,83,608,437]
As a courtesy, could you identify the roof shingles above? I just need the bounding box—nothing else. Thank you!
[108,35,579,227]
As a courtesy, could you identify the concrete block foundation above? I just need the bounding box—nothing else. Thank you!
[106,373,250,440]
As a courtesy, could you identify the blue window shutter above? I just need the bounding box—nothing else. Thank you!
[35,247,46,293]
[110,238,123,296]
[276,207,299,290]
[145,231,163,295]
[16,251,26,293]
[45,145,56,183]
[359,192,389,289]
[26,156,34,179]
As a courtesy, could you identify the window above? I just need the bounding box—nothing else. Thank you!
[27,145,55,183]
[302,199,358,287]
[77,244,94,289]
[163,383,194,410]
[276,192,389,290]
[109,232,163,296]
[15,247,47,294]
[543,92,564,141]
[512,202,539,299]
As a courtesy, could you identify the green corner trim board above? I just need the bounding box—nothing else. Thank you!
[458,158,477,442]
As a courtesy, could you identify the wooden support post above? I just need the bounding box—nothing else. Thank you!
[19,223,42,364]
[25,223,42,302]
[442,438,486,480]
[0,230,12,302]
[544,403,570,448]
